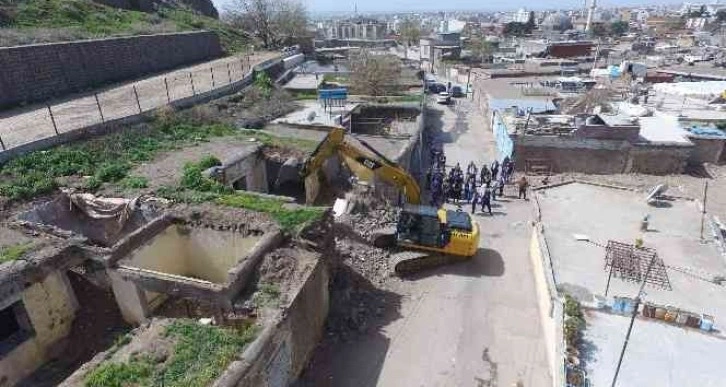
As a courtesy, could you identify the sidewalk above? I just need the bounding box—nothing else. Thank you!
[0,52,277,152]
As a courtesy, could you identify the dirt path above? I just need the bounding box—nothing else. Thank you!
[297,97,551,387]
[0,52,277,151]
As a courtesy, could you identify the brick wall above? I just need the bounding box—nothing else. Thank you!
[0,31,222,109]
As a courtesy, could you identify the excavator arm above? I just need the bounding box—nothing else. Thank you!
[301,128,421,204]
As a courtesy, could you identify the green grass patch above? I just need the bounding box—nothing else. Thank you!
[322,74,348,83]
[85,359,153,387]
[290,90,318,100]
[84,320,257,387]
[253,282,281,307]
[158,184,325,232]
[237,129,319,153]
[216,193,325,231]
[0,112,235,201]
[0,243,32,264]
[119,175,149,189]
[4,0,249,52]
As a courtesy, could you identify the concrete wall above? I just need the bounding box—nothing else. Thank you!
[529,224,565,387]
[216,150,269,193]
[215,257,329,387]
[0,271,78,386]
[0,31,223,109]
[629,145,692,174]
[123,226,261,285]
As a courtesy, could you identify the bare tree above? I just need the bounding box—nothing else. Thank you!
[227,0,307,49]
[468,37,496,64]
[398,19,421,47]
[349,51,402,97]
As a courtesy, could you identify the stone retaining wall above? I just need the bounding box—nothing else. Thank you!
[0,31,222,109]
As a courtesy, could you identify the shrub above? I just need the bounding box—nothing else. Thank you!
[120,176,148,189]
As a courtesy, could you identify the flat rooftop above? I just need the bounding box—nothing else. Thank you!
[637,114,693,145]
[538,182,726,386]
[272,100,359,127]
[538,182,726,323]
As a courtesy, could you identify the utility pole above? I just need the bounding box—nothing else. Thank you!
[610,249,658,387]
[700,181,709,241]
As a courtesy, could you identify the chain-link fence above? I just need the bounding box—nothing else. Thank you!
[0,53,274,153]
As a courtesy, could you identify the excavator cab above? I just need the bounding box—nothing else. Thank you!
[396,205,479,258]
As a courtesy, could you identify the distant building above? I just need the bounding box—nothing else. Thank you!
[519,40,594,59]
[501,8,531,24]
[325,17,387,40]
[420,31,462,70]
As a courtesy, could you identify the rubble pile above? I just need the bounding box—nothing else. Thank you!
[323,196,401,340]
[334,203,398,285]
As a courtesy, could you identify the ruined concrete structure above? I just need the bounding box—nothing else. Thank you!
[208,145,269,192]
[107,215,280,324]
[0,190,331,385]
[0,244,85,385]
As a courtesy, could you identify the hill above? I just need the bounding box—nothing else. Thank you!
[0,0,249,52]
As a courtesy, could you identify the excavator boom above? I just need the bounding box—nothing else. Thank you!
[301,127,421,204]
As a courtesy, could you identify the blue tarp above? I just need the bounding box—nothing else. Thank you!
[689,126,726,138]
[492,111,513,162]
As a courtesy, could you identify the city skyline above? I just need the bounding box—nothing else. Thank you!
[211,0,681,14]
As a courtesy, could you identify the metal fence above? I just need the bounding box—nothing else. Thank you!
[0,54,262,153]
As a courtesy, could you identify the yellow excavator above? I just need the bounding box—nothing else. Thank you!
[301,127,480,274]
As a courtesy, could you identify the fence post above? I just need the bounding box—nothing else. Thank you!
[240,58,244,74]
[132,85,142,114]
[210,66,215,88]
[189,72,196,95]
[0,133,5,151]
[227,63,232,84]
[164,77,171,103]
[94,93,105,123]
[48,104,59,135]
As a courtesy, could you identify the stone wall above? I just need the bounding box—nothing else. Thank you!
[514,135,693,175]
[0,31,223,109]
[687,136,726,165]
[629,145,692,175]
[514,135,630,174]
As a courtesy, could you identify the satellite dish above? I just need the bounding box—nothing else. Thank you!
[646,183,668,204]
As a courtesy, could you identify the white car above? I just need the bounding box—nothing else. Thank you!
[436,92,451,104]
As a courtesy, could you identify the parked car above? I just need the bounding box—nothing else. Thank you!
[451,85,465,97]
[436,92,451,104]
[428,82,446,94]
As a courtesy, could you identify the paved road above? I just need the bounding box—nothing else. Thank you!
[0,52,277,151]
[299,97,552,387]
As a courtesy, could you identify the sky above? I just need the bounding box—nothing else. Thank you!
[211,0,667,14]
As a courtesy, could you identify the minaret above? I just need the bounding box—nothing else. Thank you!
[585,0,597,32]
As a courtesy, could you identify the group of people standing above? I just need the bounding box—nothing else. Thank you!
[426,150,529,216]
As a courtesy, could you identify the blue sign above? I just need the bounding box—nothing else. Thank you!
[318,88,348,100]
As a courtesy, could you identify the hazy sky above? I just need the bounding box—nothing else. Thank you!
[211,0,661,14]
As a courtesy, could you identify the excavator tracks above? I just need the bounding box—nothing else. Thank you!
[389,250,471,276]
